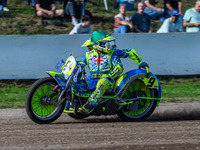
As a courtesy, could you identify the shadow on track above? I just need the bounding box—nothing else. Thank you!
[148,108,200,121]
[148,103,200,121]
[53,103,200,124]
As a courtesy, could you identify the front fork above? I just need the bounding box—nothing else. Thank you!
[49,82,71,106]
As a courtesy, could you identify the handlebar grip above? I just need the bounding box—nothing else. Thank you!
[144,66,149,78]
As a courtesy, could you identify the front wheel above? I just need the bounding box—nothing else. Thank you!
[25,77,66,124]
[117,79,158,122]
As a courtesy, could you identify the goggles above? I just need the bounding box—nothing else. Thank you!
[99,40,117,50]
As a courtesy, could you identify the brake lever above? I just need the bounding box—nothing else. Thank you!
[144,66,149,78]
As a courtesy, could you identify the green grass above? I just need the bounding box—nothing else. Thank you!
[161,78,200,103]
[0,82,31,108]
[0,78,200,108]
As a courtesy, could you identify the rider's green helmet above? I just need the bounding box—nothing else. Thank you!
[91,30,116,53]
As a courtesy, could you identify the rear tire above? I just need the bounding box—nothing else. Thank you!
[25,77,66,124]
[117,79,158,122]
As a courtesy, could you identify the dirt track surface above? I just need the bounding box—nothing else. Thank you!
[1,103,200,150]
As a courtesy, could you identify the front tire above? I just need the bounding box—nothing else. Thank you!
[25,77,66,124]
[117,79,158,122]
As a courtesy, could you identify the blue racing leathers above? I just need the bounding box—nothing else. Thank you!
[73,48,144,107]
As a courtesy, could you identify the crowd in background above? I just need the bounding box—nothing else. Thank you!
[114,0,200,33]
[0,0,9,13]
[0,0,200,34]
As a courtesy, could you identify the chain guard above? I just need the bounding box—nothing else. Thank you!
[93,99,119,115]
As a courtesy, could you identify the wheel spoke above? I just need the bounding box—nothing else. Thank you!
[122,79,153,118]
[31,83,58,117]
[26,77,66,124]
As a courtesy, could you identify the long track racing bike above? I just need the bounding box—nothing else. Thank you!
[26,56,162,124]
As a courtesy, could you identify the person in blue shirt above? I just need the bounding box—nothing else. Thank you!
[141,0,165,22]
[0,1,3,14]
[131,2,152,33]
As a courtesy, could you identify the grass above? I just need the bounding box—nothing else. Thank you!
[0,81,31,108]
[160,78,200,103]
[0,78,200,108]
[0,0,197,34]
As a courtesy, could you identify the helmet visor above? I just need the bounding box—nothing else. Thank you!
[99,40,116,50]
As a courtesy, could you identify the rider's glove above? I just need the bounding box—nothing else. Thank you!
[139,62,149,69]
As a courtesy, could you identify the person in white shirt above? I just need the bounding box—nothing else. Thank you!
[183,0,200,32]
[69,15,93,35]
[157,9,183,33]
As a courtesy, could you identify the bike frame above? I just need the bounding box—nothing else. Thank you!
[46,56,162,107]
[97,69,162,107]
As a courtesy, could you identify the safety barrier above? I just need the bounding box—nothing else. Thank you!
[0,32,199,79]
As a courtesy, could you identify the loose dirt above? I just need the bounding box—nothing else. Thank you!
[0,103,200,150]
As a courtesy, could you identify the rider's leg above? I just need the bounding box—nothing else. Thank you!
[78,78,114,114]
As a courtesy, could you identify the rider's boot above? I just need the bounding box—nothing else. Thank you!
[64,107,74,113]
[78,101,94,114]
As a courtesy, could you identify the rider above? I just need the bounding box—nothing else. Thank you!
[78,30,148,114]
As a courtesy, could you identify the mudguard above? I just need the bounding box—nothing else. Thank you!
[46,71,66,90]
[114,69,161,98]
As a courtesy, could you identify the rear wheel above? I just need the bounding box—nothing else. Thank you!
[25,77,66,124]
[117,79,157,122]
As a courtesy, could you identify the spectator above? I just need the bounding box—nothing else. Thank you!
[113,3,133,33]
[183,0,200,32]
[35,0,64,19]
[141,0,165,22]
[0,0,3,14]
[32,0,35,8]
[164,0,183,19]
[157,9,183,33]
[2,0,9,11]
[69,15,93,34]
[131,2,152,33]
[64,0,85,25]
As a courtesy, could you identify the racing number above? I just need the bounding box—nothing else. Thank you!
[147,77,155,87]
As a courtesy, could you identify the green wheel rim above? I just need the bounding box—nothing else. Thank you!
[31,84,59,117]
[122,80,152,117]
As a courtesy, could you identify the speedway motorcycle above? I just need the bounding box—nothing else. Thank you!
[26,55,162,124]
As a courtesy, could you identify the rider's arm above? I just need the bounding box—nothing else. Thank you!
[114,48,143,66]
